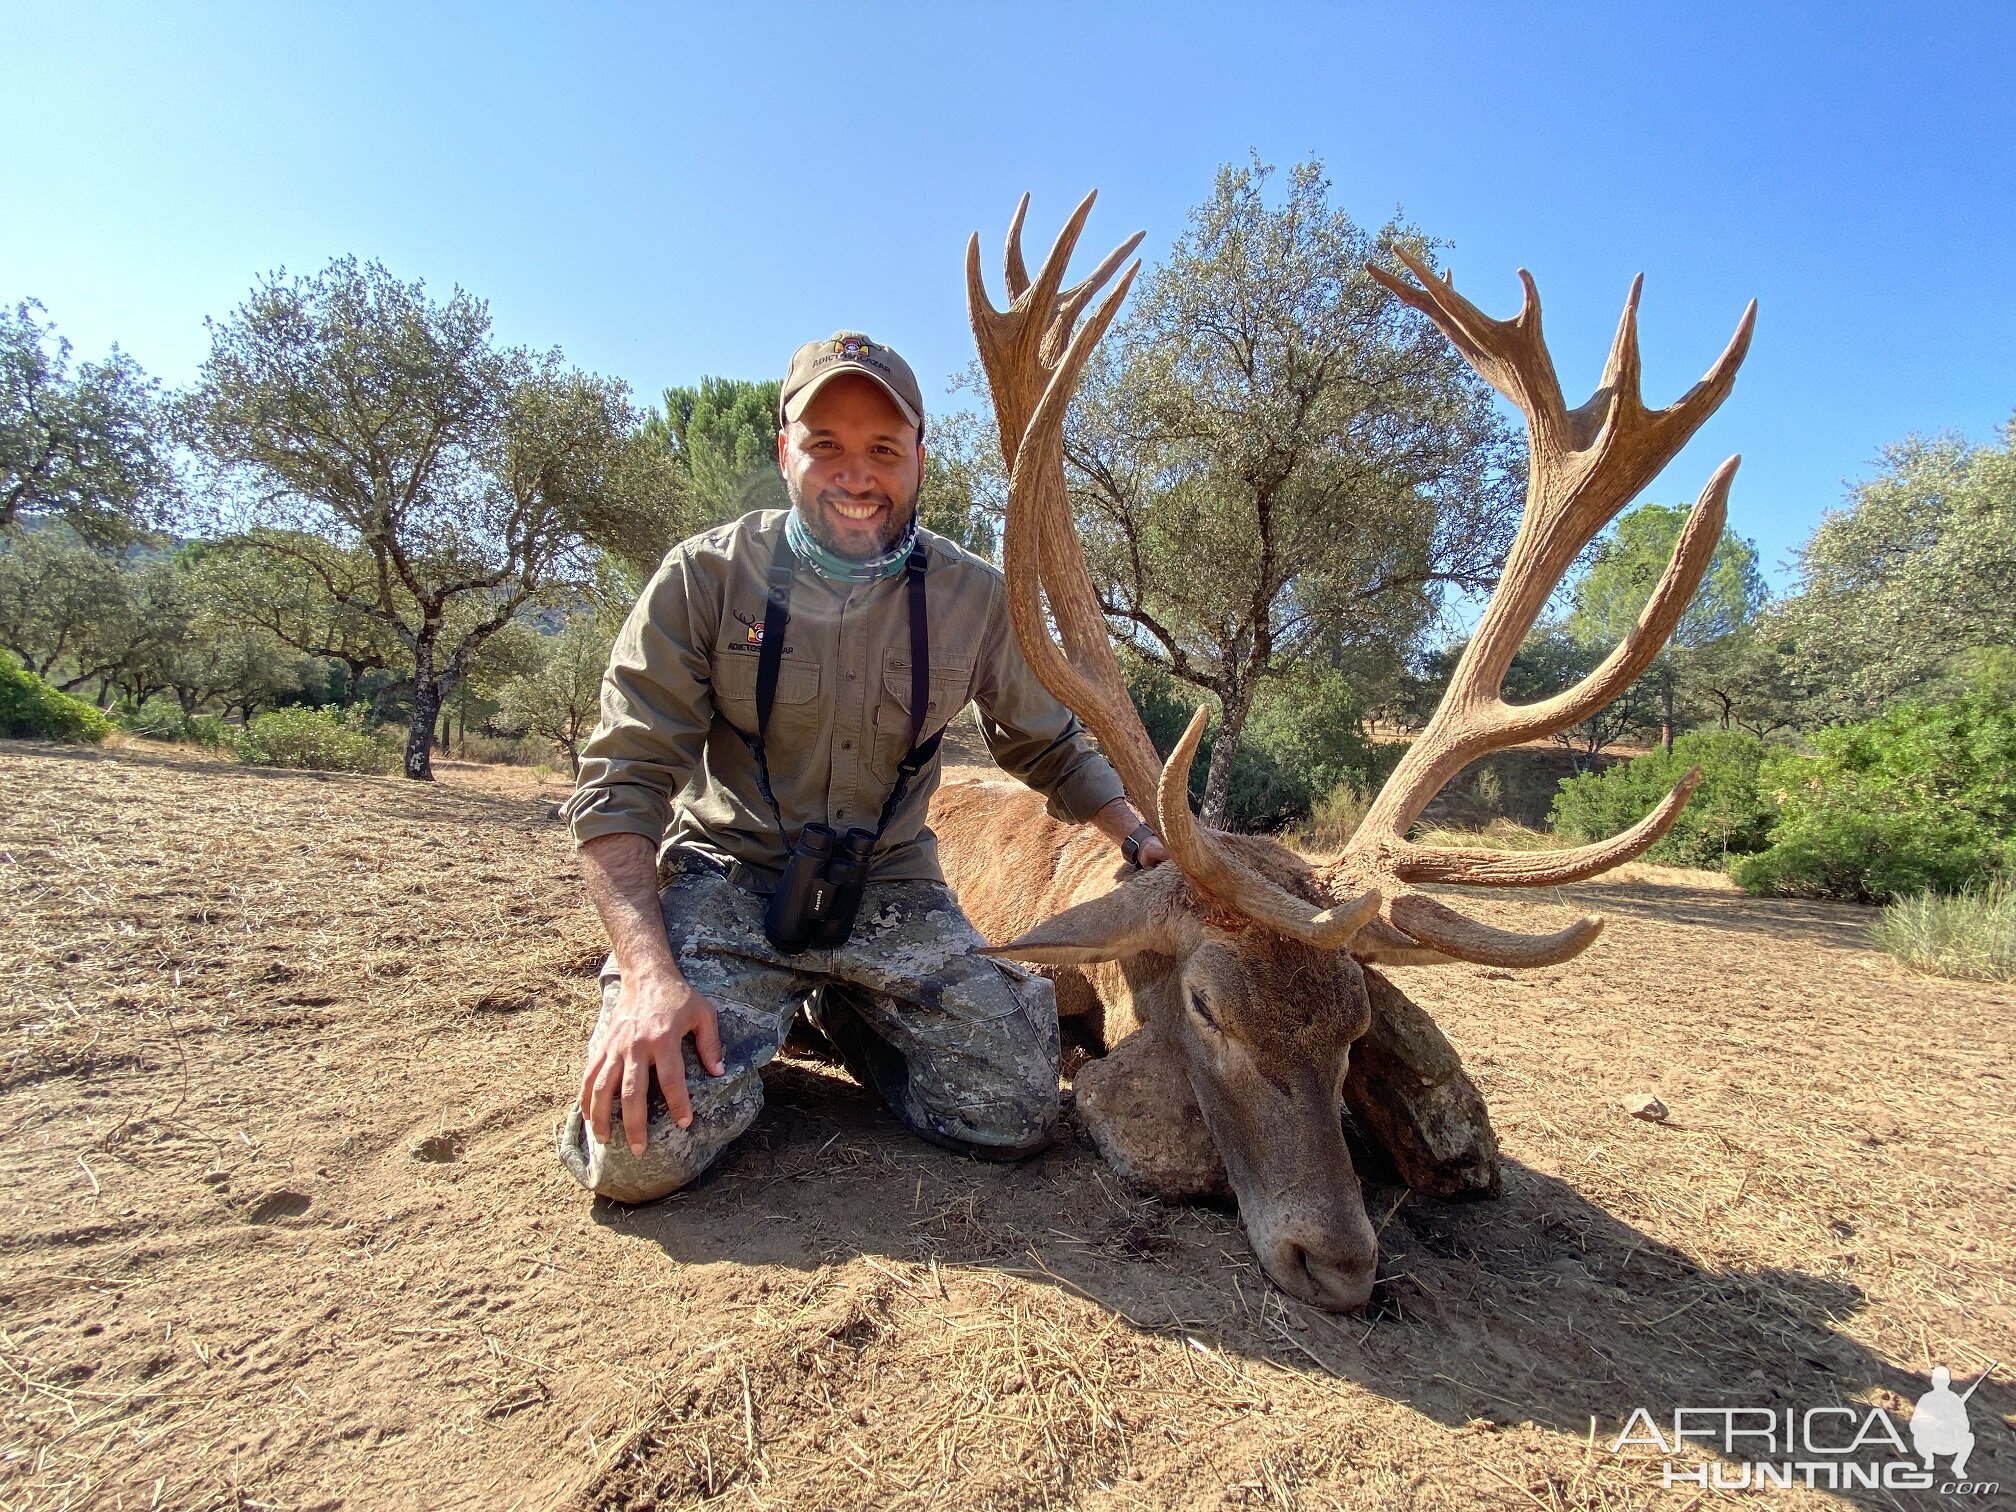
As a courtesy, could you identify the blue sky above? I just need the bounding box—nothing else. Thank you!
[4,1,2011,595]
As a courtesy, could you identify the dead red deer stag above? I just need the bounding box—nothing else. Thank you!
[930,192,1754,1310]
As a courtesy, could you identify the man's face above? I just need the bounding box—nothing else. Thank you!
[777,374,924,560]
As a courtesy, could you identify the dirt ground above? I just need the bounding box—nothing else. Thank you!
[2,738,2011,1511]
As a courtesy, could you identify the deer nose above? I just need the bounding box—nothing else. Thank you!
[1251,1199,1379,1311]
[1282,1242,1375,1311]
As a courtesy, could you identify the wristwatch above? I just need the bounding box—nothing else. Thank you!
[1120,821,1158,870]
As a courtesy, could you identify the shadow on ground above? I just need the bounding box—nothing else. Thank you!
[591,1059,2008,1507]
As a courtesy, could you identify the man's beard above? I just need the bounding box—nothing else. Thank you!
[785,475,921,561]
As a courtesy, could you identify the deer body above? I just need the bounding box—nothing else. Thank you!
[954,192,1752,1313]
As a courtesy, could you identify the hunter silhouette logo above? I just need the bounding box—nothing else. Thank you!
[1911,1363,1990,1479]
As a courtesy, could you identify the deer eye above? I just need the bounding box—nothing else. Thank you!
[1187,991,1219,1030]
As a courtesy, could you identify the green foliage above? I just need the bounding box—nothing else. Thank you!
[1125,657,1393,832]
[119,698,228,748]
[2,299,177,544]
[184,256,670,779]
[1010,155,1521,822]
[650,376,789,528]
[1731,697,2016,901]
[235,705,397,774]
[0,524,135,682]
[1551,730,1777,868]
[0,661,111,741]
[1779,418,2016,712]
[497,614,614,775]
[1869,880,2016,982]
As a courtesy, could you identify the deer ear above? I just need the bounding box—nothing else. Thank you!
[979,884,1173,966]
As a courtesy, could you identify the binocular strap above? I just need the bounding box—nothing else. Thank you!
[743,531,943,858]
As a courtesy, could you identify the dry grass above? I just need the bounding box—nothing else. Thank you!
[1872,880,2016,982]
[2,738,2011,1511]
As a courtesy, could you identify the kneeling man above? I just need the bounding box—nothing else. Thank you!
[559,332,1164,1200]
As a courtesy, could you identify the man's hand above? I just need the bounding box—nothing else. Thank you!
[575,831,729,1155]
[1091,796,1169,870]
[579,963,725,1153]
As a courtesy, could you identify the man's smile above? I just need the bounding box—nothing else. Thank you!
[827,496,886,521]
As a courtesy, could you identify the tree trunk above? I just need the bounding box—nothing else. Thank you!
[405,643,440,781]
[1199,685,1256,829]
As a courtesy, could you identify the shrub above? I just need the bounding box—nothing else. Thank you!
[1550,730,1776,868]
[1870,880,2016,981]
[235,705,397,774]
[119,699,231,749]
[1731,696,2016,902]
[184,714,230,750]
[0,663,112,743]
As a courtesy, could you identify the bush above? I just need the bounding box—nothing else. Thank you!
[1870,880,2016,981]
[1550,730,1776,868]
[0,662,112,743]
[235,705,397,774]
[1731,696,2016,902]
[119,699,231,749]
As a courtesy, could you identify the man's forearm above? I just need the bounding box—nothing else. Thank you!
[578,832,683,981]
[1091,796,1143,845]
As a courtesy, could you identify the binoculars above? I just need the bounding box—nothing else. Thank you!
[763,823,875,953]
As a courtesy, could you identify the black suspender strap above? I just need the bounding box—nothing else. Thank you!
[875,542,944,833]
[747,534,797,839]
[747,534,943,847]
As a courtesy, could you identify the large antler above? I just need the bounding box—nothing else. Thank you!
[968,194,1379,949]
[1319,251,1756,967]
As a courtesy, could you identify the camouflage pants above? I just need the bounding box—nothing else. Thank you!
[556,858,1061,1203]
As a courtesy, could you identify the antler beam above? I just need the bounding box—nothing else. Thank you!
[1321,257,1754,964]
[969,194,1379,949]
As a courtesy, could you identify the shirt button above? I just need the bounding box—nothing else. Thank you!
[841,740,853,750]
[847,670,858,681]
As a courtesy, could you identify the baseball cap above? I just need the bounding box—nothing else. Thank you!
[779,332,924,433]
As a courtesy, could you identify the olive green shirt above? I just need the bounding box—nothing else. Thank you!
[565,510,1126,883]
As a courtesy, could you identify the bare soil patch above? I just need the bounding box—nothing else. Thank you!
[2,740,2010,1510]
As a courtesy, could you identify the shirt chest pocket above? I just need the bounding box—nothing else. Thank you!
[713,653,822,746]
[872,653,972,778]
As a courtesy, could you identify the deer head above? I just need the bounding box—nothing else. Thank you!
[965,192,1752,1309]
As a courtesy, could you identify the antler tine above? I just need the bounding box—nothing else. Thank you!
[1639,298,1758,467]
[1022,191,1102,352]
[1158,710,1380,948]
[1395,766,1702,886]
[1578,274,1647,450]
[1504,456,1737,742]
[1370,249,1571,452]
[1052,230,1147,363]
[1003,192,1032,300]
[1388,895,1603,969]
[969,190,1132,470]
[1312,255,1754,970]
